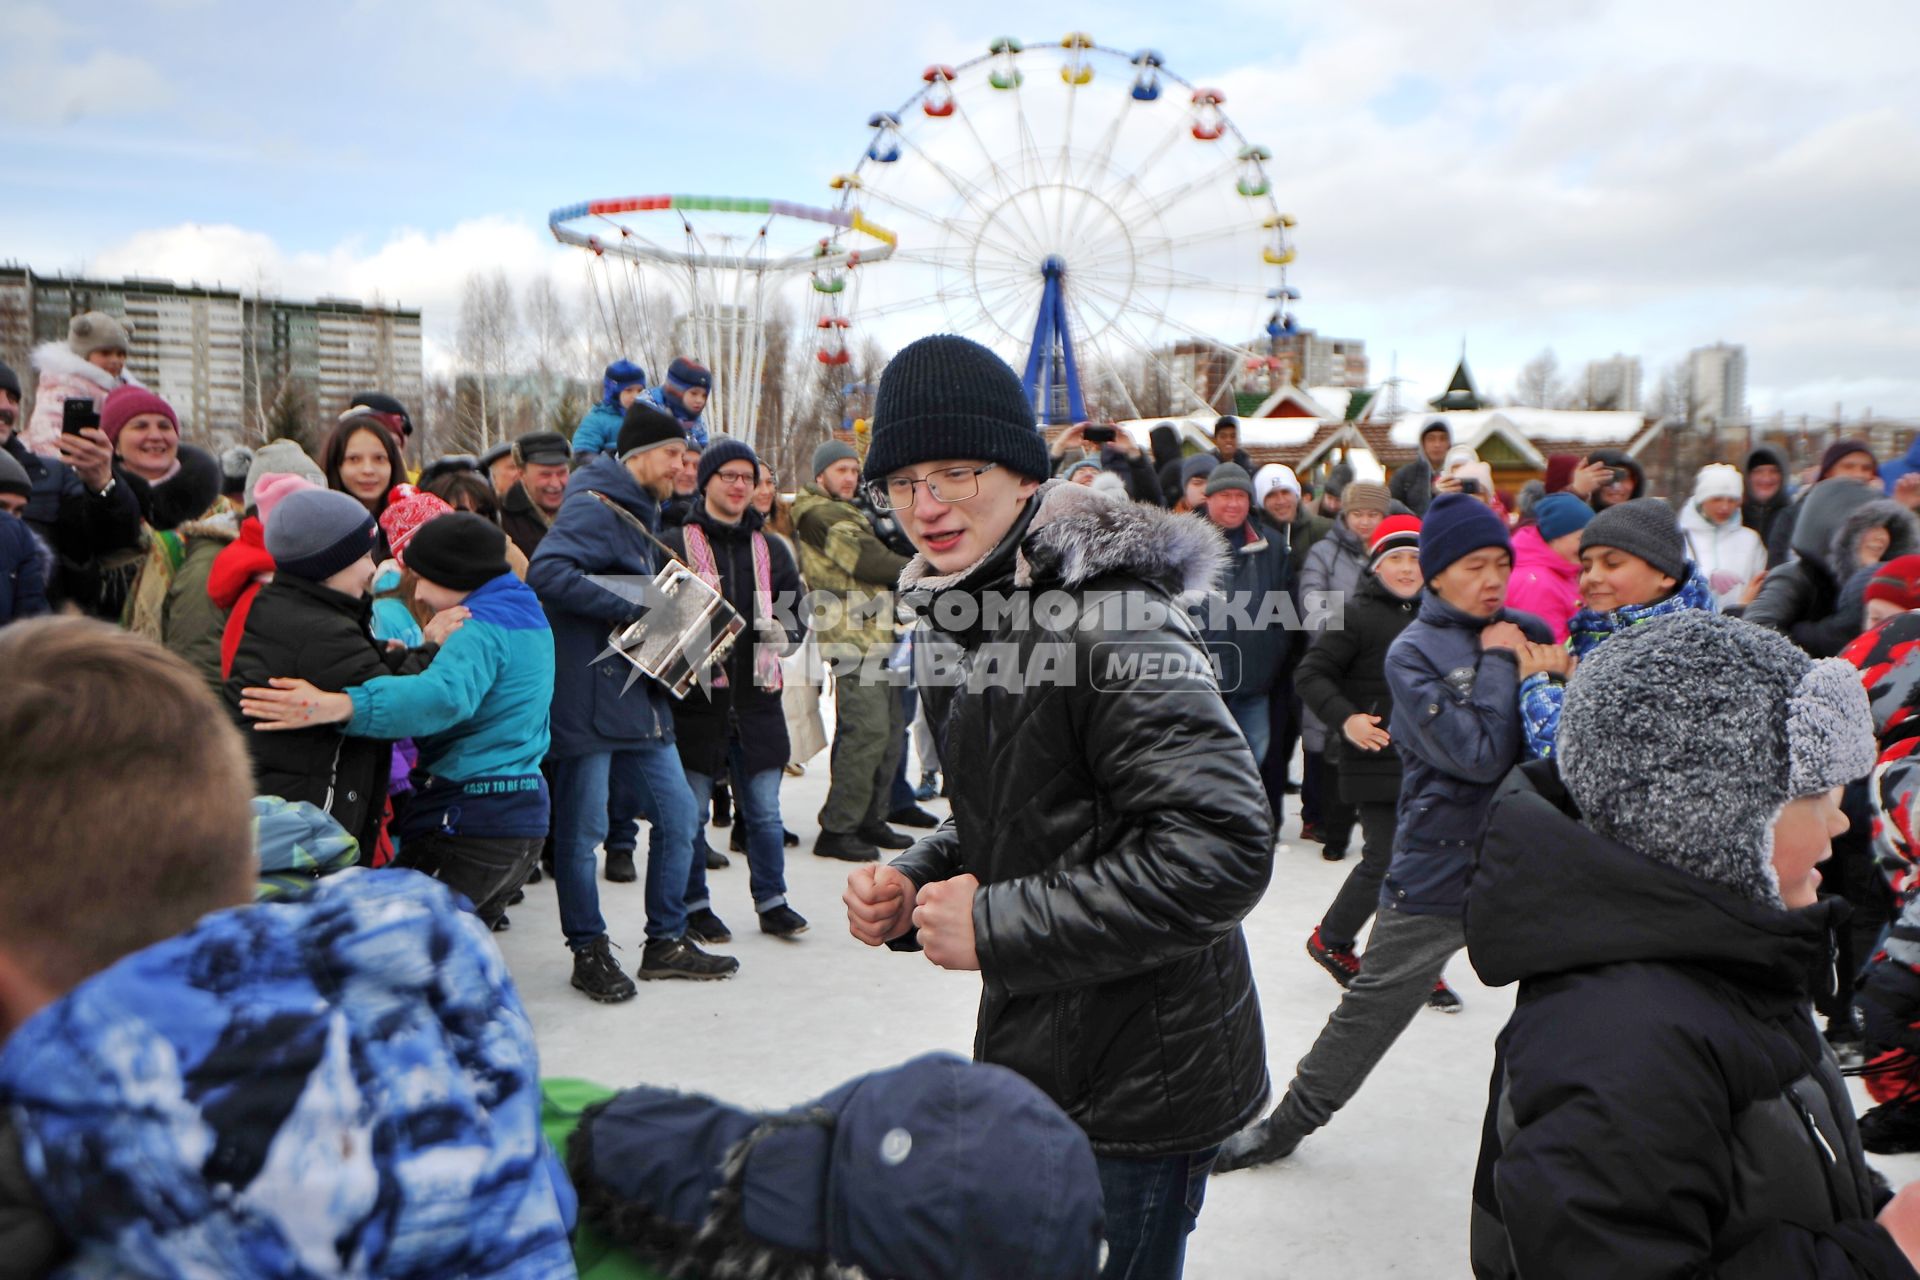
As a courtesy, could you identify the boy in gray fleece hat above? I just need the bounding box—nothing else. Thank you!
[1465,611,1918,1276]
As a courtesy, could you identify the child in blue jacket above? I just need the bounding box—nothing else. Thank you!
[238,513,554,925]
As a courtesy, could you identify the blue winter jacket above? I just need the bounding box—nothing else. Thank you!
[0,511,48,624]
[0,869,578,1278]
[572,401,625,457]
[347,571,553,781]
[1382,593,1552,917]
[528,452,676,759]
[642,384,708,448]
[1517,565,1716,759]
[1884,438,1920,491]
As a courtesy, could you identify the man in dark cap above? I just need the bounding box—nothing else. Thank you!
[480,440,521,500]
[501,430,572,558]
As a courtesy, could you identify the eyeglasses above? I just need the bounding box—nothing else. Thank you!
[867,462,998,512]
[712,469,758,487]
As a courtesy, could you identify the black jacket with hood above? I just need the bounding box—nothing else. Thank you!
[1292,574,1420,805]
[1466,762,1916,1280]
[889,480,1273,1157]
[224,574,434,854]
[1583,447,1648,511]
[1749,483,1914,657]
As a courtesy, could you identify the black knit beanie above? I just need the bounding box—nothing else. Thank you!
[863,335,1049,483]
[697,437,759,493]
[404,512,511,592]
[618,402,685,459]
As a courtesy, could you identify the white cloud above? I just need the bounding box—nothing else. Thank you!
[88,218,571,374]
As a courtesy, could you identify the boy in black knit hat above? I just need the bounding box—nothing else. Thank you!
[238,513,554,928]
[843,334,1273,1279]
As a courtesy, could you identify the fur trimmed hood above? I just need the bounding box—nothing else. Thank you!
[900,478,1226,603]
[29,340,139,391]
[1832,497,1920,579]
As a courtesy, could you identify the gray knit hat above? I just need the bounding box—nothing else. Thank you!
[1204,462,1253,497]
[67,311,130,358]
[812,439,859,479]
[0,448,30,499]
[264,487,378,582]
[244,439,326,512]
[1559,611,1875,907]
[1580,497,1687,583]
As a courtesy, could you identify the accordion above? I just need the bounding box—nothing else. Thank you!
[607,561,745,700]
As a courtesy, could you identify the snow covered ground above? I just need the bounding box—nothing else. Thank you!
[498,740,1920,1275]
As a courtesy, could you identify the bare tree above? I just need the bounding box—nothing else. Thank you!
[1651,360,1695,423]
[525,276,577,422]
[456,271,518,450]
[1513,348,1571,409]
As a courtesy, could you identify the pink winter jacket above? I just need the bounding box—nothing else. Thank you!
[23,342,132,458]
[1507,524,1582,643]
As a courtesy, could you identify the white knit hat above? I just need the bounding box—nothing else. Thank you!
[1253,463,1301,503]
[1692,462,1744,506]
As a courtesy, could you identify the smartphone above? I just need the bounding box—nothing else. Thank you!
[1082,425,1117,444]
[62,399,100,436]
[1610,468,1629,486]
[1458,477,1481,496]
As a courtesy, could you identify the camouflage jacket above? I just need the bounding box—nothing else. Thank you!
[792,484,909,655]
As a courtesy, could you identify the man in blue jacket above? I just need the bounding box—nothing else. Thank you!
[528,401,738,1002]
[1217,493,1555,1171]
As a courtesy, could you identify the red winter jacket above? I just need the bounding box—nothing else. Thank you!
[208,516,274,677]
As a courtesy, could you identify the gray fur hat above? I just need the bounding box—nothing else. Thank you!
[1559,611,1874,908]
[67,310,130,358]
[243,439,326,512]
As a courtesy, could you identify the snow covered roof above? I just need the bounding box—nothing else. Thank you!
[1244,385,1334,421]
[1304,386,1359,419]
[1237,415,1323,448]
[1387,409,1648,457]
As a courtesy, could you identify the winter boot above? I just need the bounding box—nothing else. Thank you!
[686,907,733,946]
[705,844,731,870]
[758,904,810,938]
[887,803,940,829]
[1427,979,1463,1013]
[856,822,914,851]
[915,772,940,801]
[639,936,740,981]
[1306,927,1361,989]
[814,830,879,863]
[605,850,637,883]
[570,937,637,1004]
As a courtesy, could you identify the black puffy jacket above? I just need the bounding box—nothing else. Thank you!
[224,575,432,854]
[890,481,1274,1157]
[1466,763,1916,1279]
[1748,480,1881,657]
[1293,575,1420,805]
[661,503,806,779]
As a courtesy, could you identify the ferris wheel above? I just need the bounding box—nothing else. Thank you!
[816,34,1299,425]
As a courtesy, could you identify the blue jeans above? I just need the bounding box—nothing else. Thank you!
[1224,694,1271,767]
[889,685,919,813]
[684,743,789,914]
[549,743,696,949]
[1095,1147,1218,1280]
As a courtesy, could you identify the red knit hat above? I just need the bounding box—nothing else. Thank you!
[1369,513,1422,569]
[1542,455,1578,494]
[379,485,455,564]
[1864,555,1920,613]
[100,385,177,445]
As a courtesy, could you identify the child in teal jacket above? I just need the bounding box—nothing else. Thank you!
[238,513,554,924]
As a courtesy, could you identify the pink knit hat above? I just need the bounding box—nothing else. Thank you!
[253,472,318,525]
[379,485,454,564]
[100,385,177,445]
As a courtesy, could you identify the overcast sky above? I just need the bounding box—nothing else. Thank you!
[5,0,1915,418]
